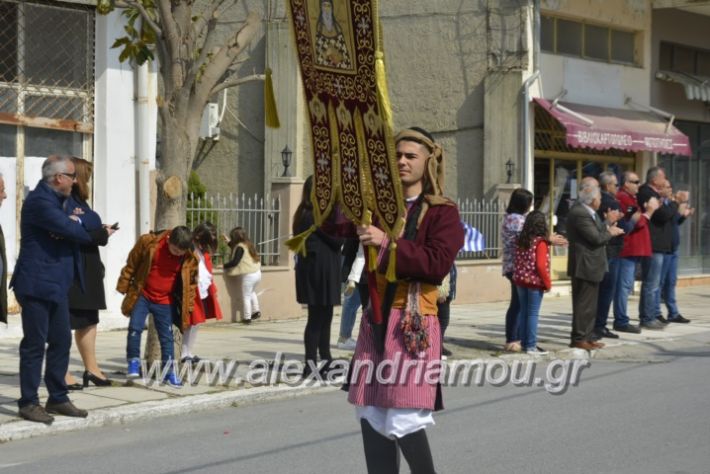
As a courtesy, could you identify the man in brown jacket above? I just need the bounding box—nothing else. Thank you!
[117,226,197,387]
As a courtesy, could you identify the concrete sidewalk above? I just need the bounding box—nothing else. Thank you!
[1,284,709,442]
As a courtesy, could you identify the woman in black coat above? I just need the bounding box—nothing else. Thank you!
[65,157,116,389]
[293,176,342,375]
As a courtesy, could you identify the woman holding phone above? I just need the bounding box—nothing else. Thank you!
[64,157,117,388]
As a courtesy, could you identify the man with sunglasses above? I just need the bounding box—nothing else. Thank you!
[10,155,109,424]
[614,171,659,334]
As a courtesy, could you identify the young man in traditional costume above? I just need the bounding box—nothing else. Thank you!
[347,127,464,473]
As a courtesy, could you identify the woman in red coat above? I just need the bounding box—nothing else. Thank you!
[183,222,223,363]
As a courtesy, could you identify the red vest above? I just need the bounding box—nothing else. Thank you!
[513,236,549,290]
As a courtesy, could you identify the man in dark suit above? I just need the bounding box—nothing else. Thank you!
[0,173,7,325]
[567,178,624,350]
[10,155,107,424]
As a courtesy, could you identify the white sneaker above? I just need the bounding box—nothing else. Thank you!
[525,346,549,356]
[337,338,357,350]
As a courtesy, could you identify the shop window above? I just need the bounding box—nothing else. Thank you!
[660,120,710,268]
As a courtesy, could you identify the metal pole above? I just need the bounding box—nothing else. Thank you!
[136,62,151,234]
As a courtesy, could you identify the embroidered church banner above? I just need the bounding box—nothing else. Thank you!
[287,0,405,238]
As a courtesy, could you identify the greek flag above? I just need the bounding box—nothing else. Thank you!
[461,221,485,252]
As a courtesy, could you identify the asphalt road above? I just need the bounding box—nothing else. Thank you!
[2,337,710,474]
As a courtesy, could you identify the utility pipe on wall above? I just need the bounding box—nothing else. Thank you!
[136,62,151,234]
[522,70,540,191]
[521,0,541,191]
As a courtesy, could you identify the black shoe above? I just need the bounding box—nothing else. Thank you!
[656,315,669,324]
[601,328,619,339]
[191,355,202,363]
[241,318,252,325]
[82,371,112,387]
[668,315,691,324]
[251,311,261,320]
[319,360,334,378]
[45,400,88,418]
[613,324,641,334]
[180,356,192,364]
[19,404,54,425]
[442,346,453,357]
[67,382,83,391]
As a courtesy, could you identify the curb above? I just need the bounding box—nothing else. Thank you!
[0,382,338,444]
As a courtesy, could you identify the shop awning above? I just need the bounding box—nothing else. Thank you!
[533,98,692,156]
[656,70,710,102]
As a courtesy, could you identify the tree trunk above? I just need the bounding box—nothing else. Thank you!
[145,105,200,366]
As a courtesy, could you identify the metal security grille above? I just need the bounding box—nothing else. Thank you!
[457,197,505,260]
[0,0,95,132]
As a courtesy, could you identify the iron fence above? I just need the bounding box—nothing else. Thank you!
[186,193,281,267]
[456,197,505,260]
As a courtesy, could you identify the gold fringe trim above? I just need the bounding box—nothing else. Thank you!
[385,241,397,282]
[264,68,280,129]
[368,246,378,272]
[285,225,316,257]
[372,1,393,130]
[374,51,393,131]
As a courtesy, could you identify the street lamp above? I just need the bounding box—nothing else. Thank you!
[505,159,514,184]
[281,145,292,177]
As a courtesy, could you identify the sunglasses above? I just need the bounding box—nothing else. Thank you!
[58,172,77,180]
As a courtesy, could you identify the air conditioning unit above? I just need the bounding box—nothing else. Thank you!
[199,103,220,140]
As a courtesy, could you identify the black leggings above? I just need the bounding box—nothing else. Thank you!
[360,419,436,473]
[304,304,334,365]
[437,300,450,338]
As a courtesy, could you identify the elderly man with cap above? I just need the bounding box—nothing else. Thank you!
[346,127,463,474]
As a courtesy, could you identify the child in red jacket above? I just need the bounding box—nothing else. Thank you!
[183,222,223,363]
[513,211,551,355]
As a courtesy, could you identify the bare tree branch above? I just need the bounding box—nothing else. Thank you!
[156,0,183,90]
[114,0,162,36]
[198,11,261,96]
[210,73,265,95]
[193,0,231,40]
[156,0,180,57]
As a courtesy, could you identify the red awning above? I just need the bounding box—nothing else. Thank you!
[533,98,692,156]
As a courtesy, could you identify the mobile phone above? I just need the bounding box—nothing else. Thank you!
[110,222,119,230]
